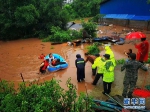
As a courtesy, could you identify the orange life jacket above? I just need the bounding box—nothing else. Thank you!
[42,60,49,70]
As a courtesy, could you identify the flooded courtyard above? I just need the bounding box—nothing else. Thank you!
[0,25,150,109]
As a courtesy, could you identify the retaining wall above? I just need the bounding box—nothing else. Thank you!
[100,18,150,30]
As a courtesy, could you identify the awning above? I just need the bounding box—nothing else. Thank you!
[103,14,150,21]
[130,16,150,21]
[103,14,135,19]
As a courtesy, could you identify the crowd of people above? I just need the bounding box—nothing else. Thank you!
[75,37,149,98]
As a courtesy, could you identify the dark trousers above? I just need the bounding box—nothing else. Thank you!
[92,67,97,76]
[103,81,112,94]
[122,76,137,98]
[39,67,46,74]
[92,73,103,85]
[77,68,85,82]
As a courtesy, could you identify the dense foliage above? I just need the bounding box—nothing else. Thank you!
[0,0,70,40]
[42,26,82,42]
[86,43,100,55]
[82,21,97,38]
[0,78,95,112]
[43,21,97,42]
[64,0,103,19]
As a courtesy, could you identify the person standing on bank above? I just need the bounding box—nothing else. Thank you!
[104,46,116,67]
[134,37,149,63]
[121,53,148,98]
[102,54,115,95]
[75,54,85,82]
[124,49,132,62]
[92,54,105,85]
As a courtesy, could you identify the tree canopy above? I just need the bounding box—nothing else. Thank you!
[0,0,70,40]
[64,0,102,18]
[0,0,105,40]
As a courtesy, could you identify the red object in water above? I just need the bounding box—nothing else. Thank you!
[133,89,150,98]
[126,32,146,39]
[38,54,45,59]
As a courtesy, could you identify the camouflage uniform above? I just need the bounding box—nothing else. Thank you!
[121,60,148,98]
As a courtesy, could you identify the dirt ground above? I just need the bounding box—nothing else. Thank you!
[0,25,150,109]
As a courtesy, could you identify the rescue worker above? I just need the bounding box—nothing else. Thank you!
[75,54,85,82]
[104,46,116,67]
[51,59,57,66]
[38,53,45,59]
[39,59,49,74]
[134,38,149,63]
[102,54,115,95]
[92,54,105,85]
[47,53,54,64]
[85,53,97,76]
[121,53,148,98]
[124,49,132,57]
[124,49,132,62]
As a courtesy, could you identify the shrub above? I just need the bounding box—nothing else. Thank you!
[42,26,70,42]
[69,30,82,40]
[0,78,95,112]
[116,59,125,65]
[81,21,97,38]
[42,26,82,42]
[86,44,100,55]
[147,58,150,63]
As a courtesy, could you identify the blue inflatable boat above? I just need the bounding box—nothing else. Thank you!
[45,53,68,72]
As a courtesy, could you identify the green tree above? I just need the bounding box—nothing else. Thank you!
[64,0,103,18]
[0,0,70,40]
[82,21,97,38]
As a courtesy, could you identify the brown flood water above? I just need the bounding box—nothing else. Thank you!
[0,25,150,96]
[0,38,95,94]
[0,38,148,93]
[0,38,123,92]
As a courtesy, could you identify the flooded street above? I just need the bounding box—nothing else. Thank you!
[0,25,150,108]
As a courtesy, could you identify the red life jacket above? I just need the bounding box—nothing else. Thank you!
[51,60,57,66]
[42,60,49,70]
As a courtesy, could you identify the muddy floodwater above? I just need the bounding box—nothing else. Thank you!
[0,25,150,108]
